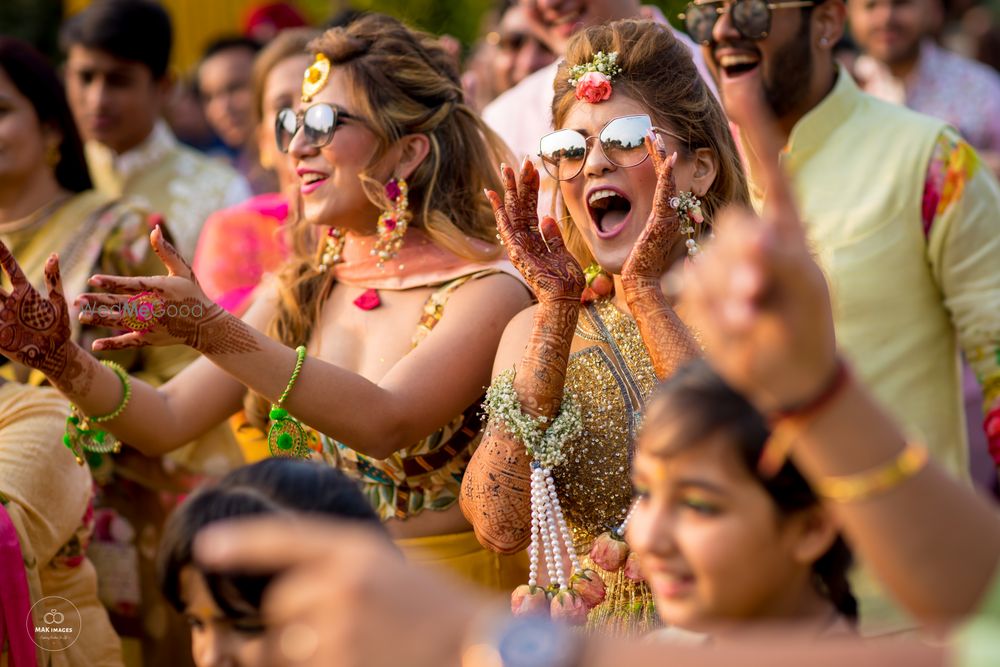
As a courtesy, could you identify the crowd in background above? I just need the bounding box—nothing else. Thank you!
[1,1,1000,666]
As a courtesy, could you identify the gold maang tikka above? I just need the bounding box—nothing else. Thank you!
[301,53,331,103]
[302,53,341,271]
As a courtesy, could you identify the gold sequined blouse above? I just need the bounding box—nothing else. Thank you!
[555,299,659,635]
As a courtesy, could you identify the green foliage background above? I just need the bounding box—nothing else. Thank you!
[296,0,689,47]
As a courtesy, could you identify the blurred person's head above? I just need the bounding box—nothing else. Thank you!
[243,2,309,43]
[252,28,319,191]
[521,0,642,54]
[159,459,385,667]
[628,360,856,634]
[848,0,930,73]
[549,20,748,274]
[693,0,847,131]
[492,4,557,92]
[198,36,261,150]
[61,0,173,154]
[0,37,91,195]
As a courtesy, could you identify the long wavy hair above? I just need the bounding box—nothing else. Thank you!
[551,19,749,267]
[247,13,511,426]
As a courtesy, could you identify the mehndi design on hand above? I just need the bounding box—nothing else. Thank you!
[0,243,94,393]
[77,226,262,355]
[621,133,701,380]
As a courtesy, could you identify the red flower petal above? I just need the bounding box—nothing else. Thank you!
[353,288,381,311]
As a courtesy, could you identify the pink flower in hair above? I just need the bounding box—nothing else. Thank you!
[575,71,613,104]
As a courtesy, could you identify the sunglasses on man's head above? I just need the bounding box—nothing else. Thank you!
[538,114,685,182]
[275,103,358,154]
[680,0,818,45]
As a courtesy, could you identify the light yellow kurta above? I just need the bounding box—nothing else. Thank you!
[0,382,122,667]
[86,121,251,262]
[742,69,1000,634]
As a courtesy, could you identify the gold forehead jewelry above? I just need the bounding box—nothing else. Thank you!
[301,53,331,103]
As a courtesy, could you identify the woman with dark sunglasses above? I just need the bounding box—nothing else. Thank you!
[462,19,749,635]
[0,15,533,591]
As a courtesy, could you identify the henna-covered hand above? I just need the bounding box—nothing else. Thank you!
[76,226,262,355]
[621,133,683,288]
[618,134,701,380]
[0,242,94,393]
[487,160,585,304]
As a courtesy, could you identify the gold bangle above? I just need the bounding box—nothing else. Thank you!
[814,443,929,503]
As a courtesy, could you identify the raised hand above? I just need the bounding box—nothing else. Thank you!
[77,226,258,355]
[487,160,585,304]
[621,133,683,287]
[0,242,83,384]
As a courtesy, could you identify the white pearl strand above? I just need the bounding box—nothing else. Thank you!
[527,465,578,592]
[614,497,640,538]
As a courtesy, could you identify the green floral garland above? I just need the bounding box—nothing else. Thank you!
[483,368,583,469]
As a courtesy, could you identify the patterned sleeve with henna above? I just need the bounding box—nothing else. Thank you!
[462,301,580,553]
[621,135,701,379]
[461,160,586,553]
[623,278,701,380]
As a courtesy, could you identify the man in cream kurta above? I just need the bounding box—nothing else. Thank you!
[702,0,1000,634]
[85,121,250,262]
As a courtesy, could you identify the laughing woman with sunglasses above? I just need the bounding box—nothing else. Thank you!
[0,14,533,590]
[461,19,749,635]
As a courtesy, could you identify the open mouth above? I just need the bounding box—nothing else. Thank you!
[718,53,761,78]
[587,188,632,238]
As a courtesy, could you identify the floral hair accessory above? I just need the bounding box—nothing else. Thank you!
[568,51,622,104]
[301,53,331,103]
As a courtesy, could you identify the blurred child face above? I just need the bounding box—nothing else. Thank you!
[182,566,266,667]
[627,426,826,634]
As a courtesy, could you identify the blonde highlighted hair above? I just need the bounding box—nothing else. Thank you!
[551,19,749,267]
[247,13,512,426]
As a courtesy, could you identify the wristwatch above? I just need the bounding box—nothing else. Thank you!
[463,614,583,667]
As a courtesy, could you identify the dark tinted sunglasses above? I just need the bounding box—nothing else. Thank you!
[680,0,818,45]
[538,114,685,182]
[275,103,358,154]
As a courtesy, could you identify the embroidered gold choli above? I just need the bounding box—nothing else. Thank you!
[554,299,659,635]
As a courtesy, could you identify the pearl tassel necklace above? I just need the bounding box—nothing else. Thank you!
[529,464,581,591]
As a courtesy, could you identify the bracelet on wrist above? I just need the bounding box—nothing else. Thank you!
[267,345,311,459]
[814,442,929,503]
[758,357,849,477]
[62,360,132,466]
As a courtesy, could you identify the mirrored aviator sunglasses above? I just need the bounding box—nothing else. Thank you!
[275,103,348,153]
[539,114,667,182]
[679,0,817,46]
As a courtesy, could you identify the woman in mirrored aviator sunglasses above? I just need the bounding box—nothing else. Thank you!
[463,19,751,635]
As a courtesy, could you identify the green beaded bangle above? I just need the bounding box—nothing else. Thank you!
[275,345,307,407]
[62,360,130,466]
[267,346,311,459]
[89,360,133,423]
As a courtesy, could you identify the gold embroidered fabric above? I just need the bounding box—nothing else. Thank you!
[555,299,659,635]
